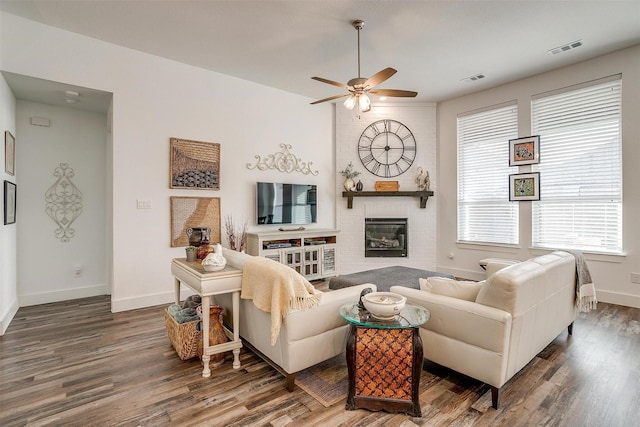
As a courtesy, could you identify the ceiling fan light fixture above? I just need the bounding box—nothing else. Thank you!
[344,95,357,110]
[359,93,371,112]
[310,19,417,109]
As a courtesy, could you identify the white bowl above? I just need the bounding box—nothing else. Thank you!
[362,292,407,320]
[202,264,225,272]
[201,252,226,272]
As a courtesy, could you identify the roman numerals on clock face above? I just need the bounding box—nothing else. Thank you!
[358,119,417,178]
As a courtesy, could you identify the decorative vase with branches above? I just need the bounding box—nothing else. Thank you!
[224,215,248,252]
[340,162,361,191]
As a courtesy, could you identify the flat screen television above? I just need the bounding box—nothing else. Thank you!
[256,182,317,225]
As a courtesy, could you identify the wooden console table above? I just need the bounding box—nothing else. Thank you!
[342,191,434,209]
[171,258,243,377]
[339,303,430,417]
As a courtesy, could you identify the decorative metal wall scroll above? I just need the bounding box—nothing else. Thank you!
[45,163,83,242]
[246,143,319,175]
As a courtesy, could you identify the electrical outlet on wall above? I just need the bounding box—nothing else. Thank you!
[136,199,152,209]
[631,273,640,284]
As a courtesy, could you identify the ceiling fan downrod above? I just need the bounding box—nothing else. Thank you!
[354,20,364,79]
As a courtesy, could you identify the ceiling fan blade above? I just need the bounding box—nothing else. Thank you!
[310,93,350,105]
[364,67,397,88]
[311,76,349,89]
[370,89,418,98]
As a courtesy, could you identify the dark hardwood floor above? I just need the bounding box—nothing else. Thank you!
[1,291,638,426]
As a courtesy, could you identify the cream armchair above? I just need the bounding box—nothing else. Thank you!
[215,248,376,391]
[392,251,577,409]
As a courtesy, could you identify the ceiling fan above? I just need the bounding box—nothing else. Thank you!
[311,19,417,112]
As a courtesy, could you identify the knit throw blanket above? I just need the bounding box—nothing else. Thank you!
[241,256,322,345]
[567,250,598,313]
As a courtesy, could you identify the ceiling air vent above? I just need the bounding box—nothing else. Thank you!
[548,40,583,55]
[461,73,486,83]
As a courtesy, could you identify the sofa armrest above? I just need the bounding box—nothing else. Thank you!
[317,283,377,306]
[483,259,520,278]
[390,286,512,354]
[284,283,377,342]
[221,248,252,269]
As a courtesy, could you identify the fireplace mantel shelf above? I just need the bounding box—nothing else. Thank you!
[342,191,434,209]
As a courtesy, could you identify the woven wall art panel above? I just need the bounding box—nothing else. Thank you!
[170,138,220,190]
[170,196,220,247]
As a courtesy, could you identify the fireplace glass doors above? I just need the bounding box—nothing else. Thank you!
[365,218,408,258]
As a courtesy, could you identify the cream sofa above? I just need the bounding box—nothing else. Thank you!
[391,251,577,409]
[215,248,376,391]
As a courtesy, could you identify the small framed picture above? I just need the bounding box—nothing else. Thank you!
[509,172,540,201]
[5,131,15,175]
[4,180,16,225]
[509,135,540,166]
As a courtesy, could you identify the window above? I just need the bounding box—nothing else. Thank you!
[532,77,622,254]
[457,104,519,245]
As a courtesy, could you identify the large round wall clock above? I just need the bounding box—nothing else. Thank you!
[357,119,416,178]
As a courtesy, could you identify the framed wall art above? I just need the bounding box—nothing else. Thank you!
[5,131,15,175]
[170,196,221,247]
[509,135,540,166]
[4,180,16,225]
[170,138,220,190]
[509,172,540,201]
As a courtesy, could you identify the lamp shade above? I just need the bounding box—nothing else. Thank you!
[344,95,357,110]
[359,94,371,112]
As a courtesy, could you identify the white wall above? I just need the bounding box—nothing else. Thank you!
[336,104,438,274]
[15,101,108,305]
[0,12,334,313]
[437,45,640,307]
[0,74,18,334]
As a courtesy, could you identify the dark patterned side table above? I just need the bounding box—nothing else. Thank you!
[339,303,430,417]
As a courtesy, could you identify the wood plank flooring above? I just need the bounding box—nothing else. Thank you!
[1,293,639,426]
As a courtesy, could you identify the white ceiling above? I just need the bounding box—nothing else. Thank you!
[1,0,639,111]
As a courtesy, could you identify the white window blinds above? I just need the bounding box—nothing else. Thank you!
[532,77,622,254]
[457,104,519,245]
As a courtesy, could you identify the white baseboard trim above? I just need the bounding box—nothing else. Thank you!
[19,284,110,307]
[111,288,196,313]
[0,298,19,335]
[596,290,640,309]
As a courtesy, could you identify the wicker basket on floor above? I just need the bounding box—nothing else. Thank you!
[164,308,201,360]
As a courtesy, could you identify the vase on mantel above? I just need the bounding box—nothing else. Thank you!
[344,178,356,191]
[356,180,363,192]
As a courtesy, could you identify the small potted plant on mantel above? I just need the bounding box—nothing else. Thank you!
[185,246,197,262]
[340,162,361,191]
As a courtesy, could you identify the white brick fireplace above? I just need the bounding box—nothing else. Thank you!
[335,103,438,275]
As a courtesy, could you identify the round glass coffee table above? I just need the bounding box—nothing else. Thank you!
[339,302,430,417]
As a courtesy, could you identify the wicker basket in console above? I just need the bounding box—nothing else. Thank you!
[164,308,201,360]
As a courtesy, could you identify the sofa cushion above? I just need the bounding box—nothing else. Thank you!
[419,277,485,302]
[475,254,568,314]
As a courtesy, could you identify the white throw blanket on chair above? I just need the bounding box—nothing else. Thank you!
[241,256,322,345]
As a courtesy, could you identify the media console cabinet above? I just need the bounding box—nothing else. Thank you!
[246,228,339,280]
